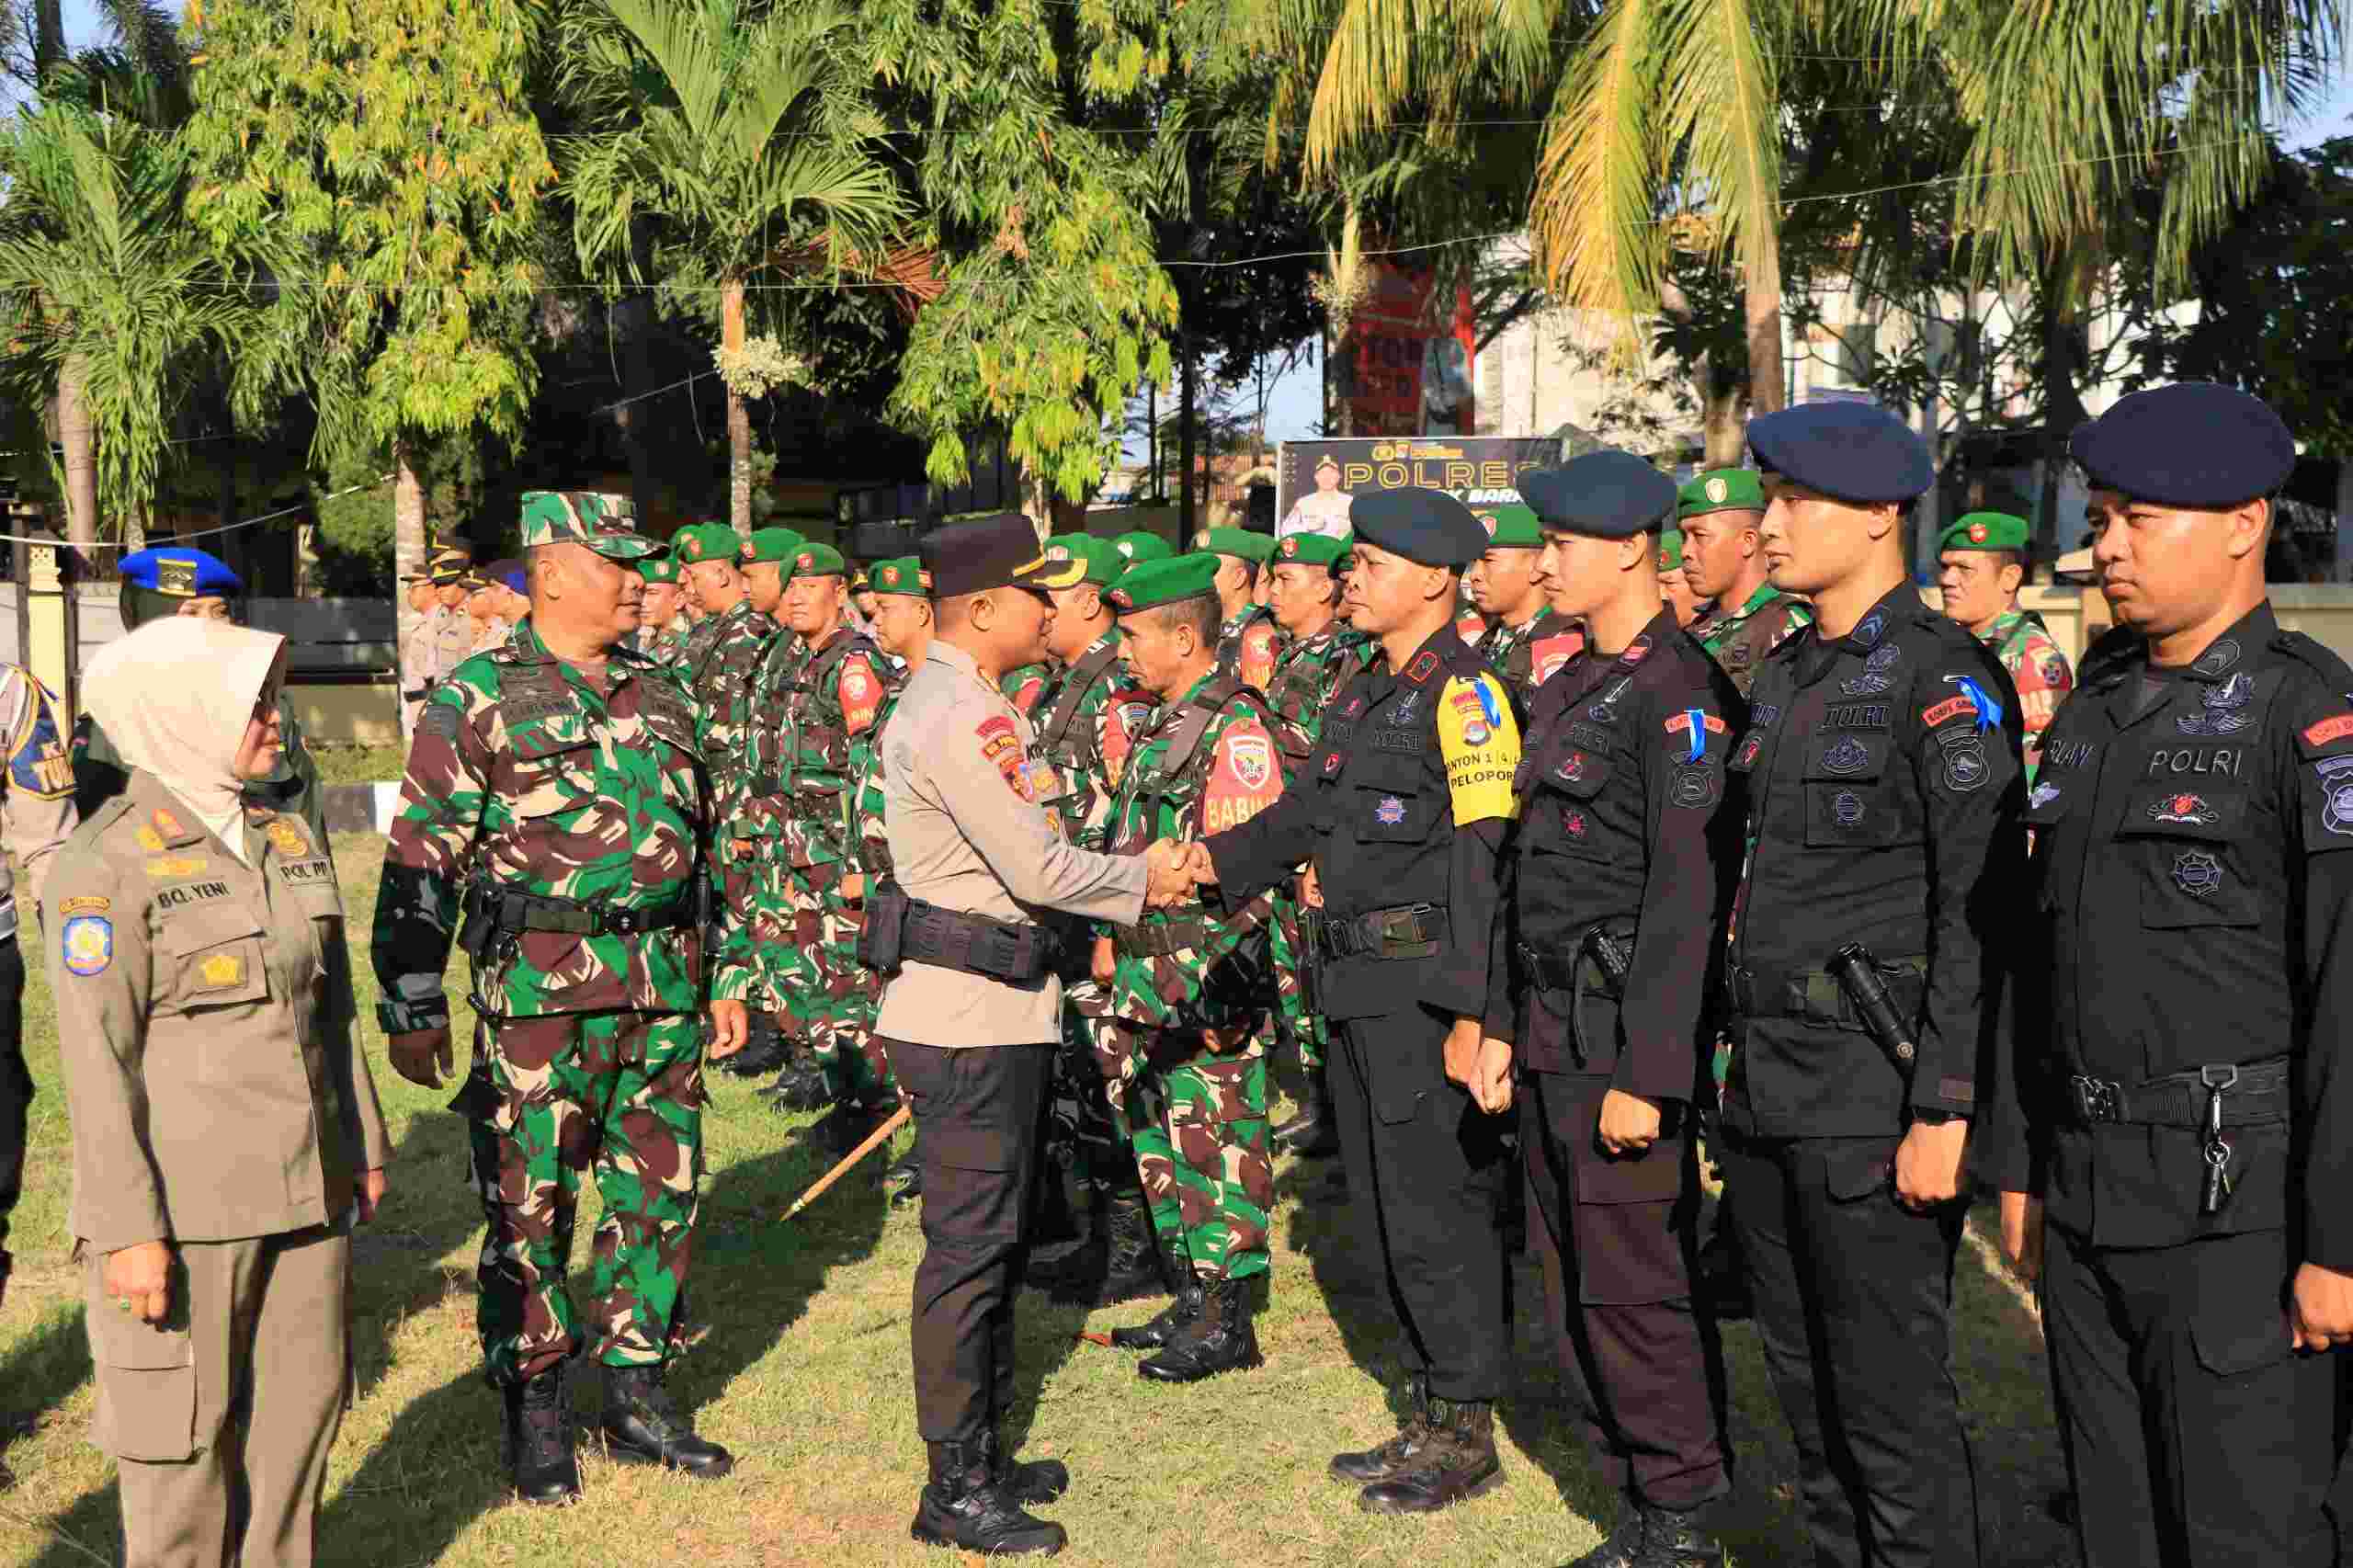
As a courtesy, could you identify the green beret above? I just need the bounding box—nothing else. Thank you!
[1272,532,1347,568]
[1334,532,1356,573]
[1938,511,2029,554]
[634,554,679,584]
[1655,530,1685,572]
[1477,505,1542,550]
[672,522,738,565]
[869,556,930,597]
[1036,535,1123,588]
[739,527,806,566]
[1192,527,1275,564]
[1114,530,1175,564]
[1107,553,1221,613]
[789,541,847,578]
[1677,468,1767,519]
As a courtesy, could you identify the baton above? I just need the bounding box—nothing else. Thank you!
[783,1104,912,1219]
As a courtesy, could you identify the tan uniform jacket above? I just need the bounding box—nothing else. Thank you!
[876,640,1147,1048]
[431,607,473,684]
[0,663,76,926]
[46,772,391,1251]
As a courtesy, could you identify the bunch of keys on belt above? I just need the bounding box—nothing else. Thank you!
[2200,1064,2238,1216]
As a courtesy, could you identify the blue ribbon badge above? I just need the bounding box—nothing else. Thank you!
[1680,708,1707,763]
[1952,676,2003,733]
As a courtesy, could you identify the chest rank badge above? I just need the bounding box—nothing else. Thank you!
[1562,806,1587,837]
[1830,790,1867,829]
[1375,795,1407,825]
[1842,644,1902,697]
[1821,735,1871,776]
[266,818,308,858]
[2172,850,2223,899]
[199,951,247,988]
[2028,781,2062,811]
[2148,792,2218,826]
[2178,671,2255,737]
[1556,750,1591,785]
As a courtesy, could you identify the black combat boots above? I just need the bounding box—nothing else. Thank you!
[1330,1375,1432,1484]
[1108,1240,1202,1350]
[1356,1395,1503,1514]
[910,1438,1066,1556]
[976,1426,1071,1506]
[505,1365,580,1506]
[1272,1063,1340,1156]
[1053,1188,1166,1308]
[1138,1276,1264,1383]
[1571,1501,1728,1568]
[721,1010,787,1077]
[601,1364,734,1477]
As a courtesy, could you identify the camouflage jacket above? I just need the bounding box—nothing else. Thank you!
[372,620,751,1030]
[1104,669,1285,1030]
[1262,620,1373,766]
[1691,582,1812,699]
[1000,662,1051,716]
[684,600,779,833]
[1476,607,1586,707]
[1980,607,2074,783]
[851,679,909,882]
[631,619,691,671]
[1028,631,1152,854]
[744,624,891,867]
[1215,604,1282,694]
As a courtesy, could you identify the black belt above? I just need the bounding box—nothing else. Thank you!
[901,903,1057,984]
[1726,958,1926,1028]
[1119,914,1215,959]
[1316,902,1448,961]
[2067,1058,2290,1130]
[466,886,694,938]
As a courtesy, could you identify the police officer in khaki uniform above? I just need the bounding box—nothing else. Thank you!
[48,615,391,1568]
[873,513,1194,1557]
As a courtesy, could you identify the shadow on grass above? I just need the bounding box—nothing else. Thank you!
[0,1294,93,1475]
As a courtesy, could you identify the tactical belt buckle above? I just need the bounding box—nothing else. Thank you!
[2070,1074,2123,1124]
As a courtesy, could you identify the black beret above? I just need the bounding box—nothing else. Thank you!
[2070,382,2295,508]
[1520,451,1677,538]
[1746,402,1933,504]
[920,512,1057,598]
[1346,485,1487,568]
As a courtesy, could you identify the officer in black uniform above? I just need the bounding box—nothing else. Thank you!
[1720,401,2024,1568]
[1488,452,1739,1568]
[1982,382,2353,1568]
[1196,486,1520,1516]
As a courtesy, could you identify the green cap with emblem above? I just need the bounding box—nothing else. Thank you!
[1655,529,1685,572]
[634,552,678,584]
[739,527,805,566]
[1113,530,1174,565]
[671,522,737,565]
[869,555,930,597]
[1273,531,1347,568]
[1107,553,1221,613]
[789,541,847,578]
[1035,535,1123,588]
[1193,526,1276,563]
[518,491,657,559]
[1938,510,2029,554]
[1476,505,1542,550]
[1677,468,1767,519]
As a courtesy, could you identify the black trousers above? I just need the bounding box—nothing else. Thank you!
[0,937,27,1260]
[1523,1072,1729,1510]
[1719,1131,1979,1568]
[887,1037,1051,1445]
[1328,1009,1510,1402]
[2043,1222,2339,1568]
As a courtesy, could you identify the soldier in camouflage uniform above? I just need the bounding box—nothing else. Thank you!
[1258,531,1372,1158]
[1679,468,1813,700]
[746,542,894,1145]
[1934,509,2074,782]
[1086,554,1287,1382]
[373,493,745,1505]
[1466,505,1586,703]
[631,551,691,668]
[1000,657,1051,715]
[1196,527,1282,692]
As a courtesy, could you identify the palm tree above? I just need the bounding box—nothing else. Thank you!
[563,0,905,533]
[0,106,259,547]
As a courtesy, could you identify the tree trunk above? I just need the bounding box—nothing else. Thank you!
[1744,229,1787,416]
[722,278,752,538]
[393,439,426,675]
[1146,380,1158,499]
[58,351,96,550]
[1701,380,1746,467]
[2034,255,2089,553]
[33,0,64,85]
[1177,333,1198,537]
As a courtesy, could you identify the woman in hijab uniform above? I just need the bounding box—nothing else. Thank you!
[45,616,391,1568]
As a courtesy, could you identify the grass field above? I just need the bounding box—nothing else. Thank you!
[0,836,2072,1567]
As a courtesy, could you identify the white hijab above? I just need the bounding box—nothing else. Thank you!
[84,616,286,864]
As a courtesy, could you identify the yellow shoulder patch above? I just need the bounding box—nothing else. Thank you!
[1436,672,1520,825]
[135,825,166,853]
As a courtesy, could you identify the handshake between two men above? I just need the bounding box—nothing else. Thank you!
[1136,838,1221,909]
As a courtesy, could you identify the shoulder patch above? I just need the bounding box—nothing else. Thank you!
[2302,712,2353,752]
[61,913,112,976]
[977,714,1026,793]
[1437,672,1521,825]
[57,894,108,917]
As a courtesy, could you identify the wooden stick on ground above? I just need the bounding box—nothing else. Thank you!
[783,1104,912,1219]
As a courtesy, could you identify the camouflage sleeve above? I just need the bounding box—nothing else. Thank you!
[0,668,76,910]
[371,683,492,1033]
[2012,631,2075,783]
[1188,716,1286,966]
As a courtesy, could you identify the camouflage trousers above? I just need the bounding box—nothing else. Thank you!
[1087,1018,1273,1284]
[1269,883,1326,1072]
[777,858,892,1107]
[480,1009,705,1385]
[1048,980,1131,1195]
[729,829,807,1030]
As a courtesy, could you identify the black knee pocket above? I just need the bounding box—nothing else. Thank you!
[2192,1296,2293,1379]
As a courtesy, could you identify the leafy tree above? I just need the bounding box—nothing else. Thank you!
[559,0,906,534]
[183,0,558,643]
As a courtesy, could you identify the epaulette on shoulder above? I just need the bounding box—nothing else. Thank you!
[2271,629,2353,691]
[2077,624,2143,684]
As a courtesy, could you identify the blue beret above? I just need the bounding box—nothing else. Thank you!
[118,547,242,599]
[1746,402,1932,505]
[1346,486,1488,569]
[2070,382,2295,508]
[1520,451,1677,538]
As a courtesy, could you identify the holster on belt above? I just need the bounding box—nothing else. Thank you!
[1517,922,1632,1067]
[1297,902,1326,1016]
[857,877,911,974]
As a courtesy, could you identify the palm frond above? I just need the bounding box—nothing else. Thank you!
[1655,0,1779,278]
[599,0,732,142]
[1302,0,1557,174]
[1529,0,1661,326]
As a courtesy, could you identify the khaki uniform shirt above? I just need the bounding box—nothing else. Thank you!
[431,606,474,684]
[876,640,1148,1047]
[46,772,391,1250]
[0,663,76,929]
